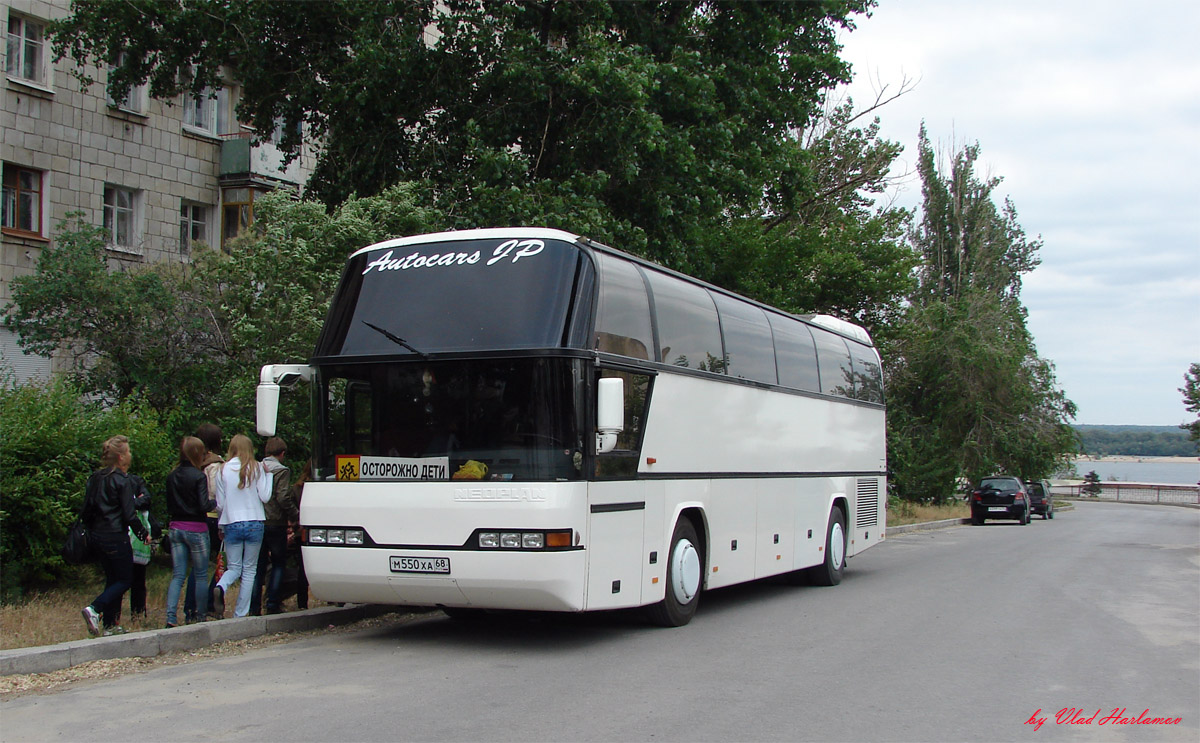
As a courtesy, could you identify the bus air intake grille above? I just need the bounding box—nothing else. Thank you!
[856,478,880,528]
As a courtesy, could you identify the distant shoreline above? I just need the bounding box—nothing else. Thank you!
[1074,455,1198,464]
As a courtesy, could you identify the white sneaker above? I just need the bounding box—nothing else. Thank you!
[82,606,101,636]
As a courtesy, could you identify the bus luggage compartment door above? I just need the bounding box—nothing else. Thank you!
[585,483,650,610]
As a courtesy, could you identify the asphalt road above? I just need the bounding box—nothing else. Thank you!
[2,501,1197,742]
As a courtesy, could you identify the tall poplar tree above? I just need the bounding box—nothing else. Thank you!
[883,127,1077,503]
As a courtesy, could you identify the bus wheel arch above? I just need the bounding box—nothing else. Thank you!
[646,509,706,627]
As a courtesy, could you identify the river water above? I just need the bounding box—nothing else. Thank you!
[1067,459,1200,485]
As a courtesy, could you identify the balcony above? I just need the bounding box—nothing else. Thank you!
[219,132,304,187]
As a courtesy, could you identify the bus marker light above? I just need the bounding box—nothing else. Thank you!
[652,577,659,584]
[646,457,657,465]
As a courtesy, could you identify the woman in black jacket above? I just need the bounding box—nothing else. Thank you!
[164,436,216,627]
[81,435,149,636]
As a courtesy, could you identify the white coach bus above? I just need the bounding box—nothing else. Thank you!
[257,228,886,626]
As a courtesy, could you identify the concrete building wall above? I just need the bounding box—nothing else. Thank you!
[2,0,317,381]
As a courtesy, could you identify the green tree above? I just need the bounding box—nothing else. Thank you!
[2,214,225,413]
[1180,363,1200,445]
[3,188,445,454]
[1081,470,1102,497]
[0,375,173,602]
[50,0,872,267]
[883,128,1077,503]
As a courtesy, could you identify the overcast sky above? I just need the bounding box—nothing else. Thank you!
[836,0,1200,427]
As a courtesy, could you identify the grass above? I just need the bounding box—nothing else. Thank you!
[0,557,321,651]
[886,499,970,527]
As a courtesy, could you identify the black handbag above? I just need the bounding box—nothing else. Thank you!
[61,516,90,564]
[61,473,100,565]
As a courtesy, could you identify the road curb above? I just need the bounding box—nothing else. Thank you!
[885,517,971,536]
[0,604,396,677]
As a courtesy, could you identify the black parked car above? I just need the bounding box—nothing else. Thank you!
[970,476,1031,525]
[1024,479,1055,519]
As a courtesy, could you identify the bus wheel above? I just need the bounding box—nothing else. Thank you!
[806,505,846,587]
[646,518,702,627]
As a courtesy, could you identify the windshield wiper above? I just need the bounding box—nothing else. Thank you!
[362,321,427,358]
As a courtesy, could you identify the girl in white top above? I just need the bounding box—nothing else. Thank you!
[213,435,273,618]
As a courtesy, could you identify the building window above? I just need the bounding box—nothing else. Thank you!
[6,14,47,86]
[107,52,147,113]
[221,187,255,249]
[180,202,209,251]
[103,185,138,248]
[1,163,43,236]
[184,86,234,136]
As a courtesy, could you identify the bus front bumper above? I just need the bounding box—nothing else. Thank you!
[302,546,588,612]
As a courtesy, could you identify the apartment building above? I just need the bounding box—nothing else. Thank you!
[2,0,316,381]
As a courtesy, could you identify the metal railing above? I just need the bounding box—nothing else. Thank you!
[1051,482,1200,505]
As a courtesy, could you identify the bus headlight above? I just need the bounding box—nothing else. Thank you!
[471,529,574,550]
[306,527,366,546]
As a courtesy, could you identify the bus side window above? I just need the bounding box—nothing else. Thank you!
[769,314,820,392]
[712,292,777,384]
[811,327,855,398]
[645,271,723,371]
[847,342,885,403]
[595,369,652,478]
[593,253,653,360]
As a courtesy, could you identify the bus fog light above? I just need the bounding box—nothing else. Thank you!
[501,532,522,549]
[479,532,499,548]
[328,529,346,545]
[346,529,364,545]
[522,533,544,549]
[309,528,327,544]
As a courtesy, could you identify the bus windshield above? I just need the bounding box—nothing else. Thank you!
[314,358,585,482]
[316,237,582,358]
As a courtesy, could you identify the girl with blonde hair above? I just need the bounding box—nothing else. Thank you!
[81,435,150,636]
[212,434,272,617]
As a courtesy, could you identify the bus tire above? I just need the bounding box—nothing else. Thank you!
[806,505,846,587]
[646,518,703,627]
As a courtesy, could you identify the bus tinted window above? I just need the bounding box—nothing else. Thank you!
[593,253,653,360]
[319,238,579,357]
[848,341,885,403]
[646,270,724,371]
[812,327,855,397]
[769,314,820,392]
[712,293,777,384]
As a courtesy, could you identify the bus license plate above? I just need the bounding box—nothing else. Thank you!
[390,556,451,574]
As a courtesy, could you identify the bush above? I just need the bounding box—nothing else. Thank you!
[0,375,173,603]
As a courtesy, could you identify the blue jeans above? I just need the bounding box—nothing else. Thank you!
[166,528,210,624]
[216,520,264,617]
[89,530,133,629]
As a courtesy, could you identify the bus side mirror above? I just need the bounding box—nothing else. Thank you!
[257,364,313,437]
[596,377,625,454]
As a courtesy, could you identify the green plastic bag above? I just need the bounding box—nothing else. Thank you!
[130,511,152,566]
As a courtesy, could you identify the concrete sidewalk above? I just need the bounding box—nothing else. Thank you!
[0,604,399,677]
